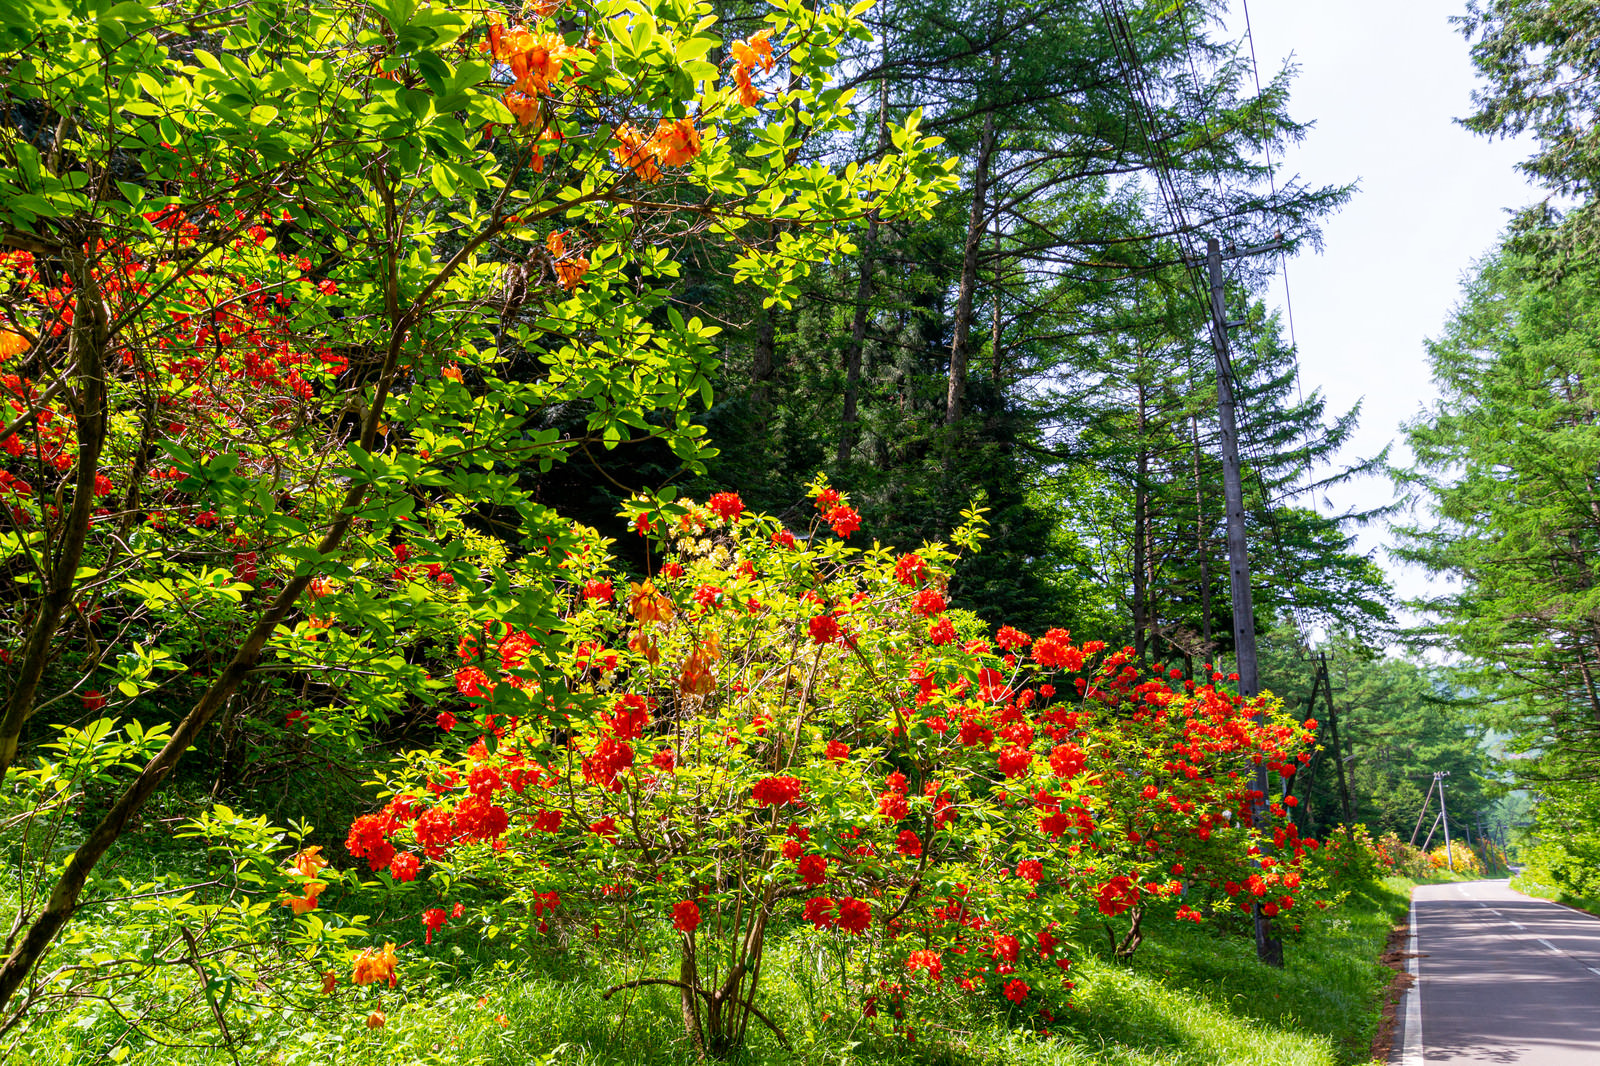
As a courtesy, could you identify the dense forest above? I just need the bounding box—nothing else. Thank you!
[0,0,1566,1063]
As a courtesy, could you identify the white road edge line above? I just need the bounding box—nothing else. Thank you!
[1537,937,1562,955]
[1588,967,1600,978]
[1400,894,1423,1066]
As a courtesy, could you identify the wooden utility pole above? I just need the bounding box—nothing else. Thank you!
[1318,651,1354,825]
[1203,235,1283,966]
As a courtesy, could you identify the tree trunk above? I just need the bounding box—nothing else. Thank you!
[944,107,997,427]
[837,34,892,466]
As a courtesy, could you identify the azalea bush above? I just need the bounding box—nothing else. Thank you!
[326,485,1320,1054]
[0,0,953,1035]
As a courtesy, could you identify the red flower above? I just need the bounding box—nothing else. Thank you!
[825,739,850,762]
[808,614,841,645]
[996,745,1033,779]
[910,589,946,617]
[1003,979,1029,1004]
[772,529,797,550]
[1049,743,1085,779]
[582,579,614,602]
[389,852,421,882]
[422,907,448,945]
[1032,628,1084,671]
[803,896,837,929]
[928,617,956,646]
[895,830,922,858]
[80,690,107,712]
[877,790,909,822]
[651,747,676,772]
[436,710,458,732]
[607,694,651,740]
[1096,876,1138,917]
[814,487,841,511]
[589,816,619,843]
[906,948,942,982]
[706,492,744,521]
[835,896,871,934]
[826,505,861,539]
[893,553,928,586]
[672,899,701,933]
[995,624,1031,649]
[1016,859,1043,884]
[798,854,827,886]
[752,775,802,807]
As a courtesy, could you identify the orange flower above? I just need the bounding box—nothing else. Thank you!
[288,845,329,878]
[321,970,338,994]
[501,31,573,96]
[611,123,662,183]
[628,630,661,666]
[283,881,326,914]
[546,230,590,290]
[367,1010,386,1029]
[651,118,701,167]
[351,942,399,987]
[733,65,761,107]
[731,29,774,74]
[503,89,541,128]
[441,362,463,382]
[528,0,562,17]
[530,125,563,172]
[679,649,715,695]
[627,580,673,622]
[0,331,27,359]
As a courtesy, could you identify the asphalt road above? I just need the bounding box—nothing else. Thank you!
[1398,879,1600,1063]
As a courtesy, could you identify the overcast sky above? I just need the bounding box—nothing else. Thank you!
[1225,0,1538,631]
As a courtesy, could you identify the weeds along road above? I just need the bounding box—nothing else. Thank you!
[1397,879,1600,1063]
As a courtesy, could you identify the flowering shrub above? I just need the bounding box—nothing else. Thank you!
[344,484,1317,1053]
[0,0,954,1028]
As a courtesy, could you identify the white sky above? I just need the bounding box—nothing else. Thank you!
[1228,0,1538,632]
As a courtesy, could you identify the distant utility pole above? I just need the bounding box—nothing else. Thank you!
[1317,651,1354,826]
[1203,235,1284,966]
[1436,770,1454,872]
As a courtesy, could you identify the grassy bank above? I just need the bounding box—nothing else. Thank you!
[4,856,1412,1066]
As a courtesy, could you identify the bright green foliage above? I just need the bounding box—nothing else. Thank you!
[0,0,953,1026]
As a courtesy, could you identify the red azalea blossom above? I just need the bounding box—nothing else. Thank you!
[808,614,841,645]
[825,739,850,762]
[389,852,421,882]
[1096,875,1139,917]
[422,907,448,945]
[895,829,922,858]
[995,624,1031,649]
[910,589,946,617]
[1003,979,1030,1004]
[706,492,744,521]
[928,617,956,646]
[752,775,802,807]
[906,949,942,982]
[996,745,1033,779]
[835,896,871,934]
[826,505,861,538]
[803,896,837,929]
[671,899,701,933]
[798,854,827,886]
[893,553,928,586]
[582,579,614,602]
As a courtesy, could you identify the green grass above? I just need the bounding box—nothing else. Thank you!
[3,863,1410,1066]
